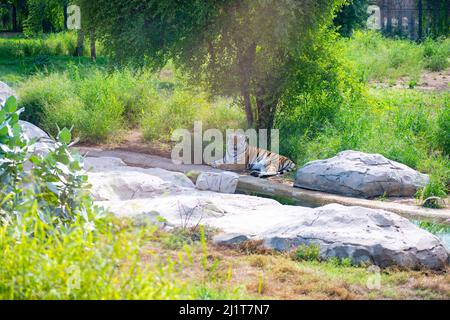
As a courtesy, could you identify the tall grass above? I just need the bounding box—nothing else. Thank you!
[340,31,450,82]
[0,207,246,299]
[17,68,245,143]
[0,32,102,58]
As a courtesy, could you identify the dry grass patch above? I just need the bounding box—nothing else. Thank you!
[134,226,450,300]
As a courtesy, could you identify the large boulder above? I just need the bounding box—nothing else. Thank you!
[256,204,448,270]
[294,150,429,198]
[88,157,448,270]
[19,120,54,156]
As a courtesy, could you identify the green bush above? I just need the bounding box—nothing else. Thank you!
[17,67,245,144]
[293,244,321,262]
[0,96,92,225]
[18,72,127,143]
[423,38,450,72]
[141,89,245,142]
[436,106,450,155]
[18,73,76,125]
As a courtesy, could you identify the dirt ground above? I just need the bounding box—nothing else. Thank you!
[371,69,450,91]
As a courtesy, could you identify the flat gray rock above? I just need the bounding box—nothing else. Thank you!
[294,150,429,198]
[196,171,239,194]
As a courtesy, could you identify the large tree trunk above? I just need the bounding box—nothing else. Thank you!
[74,29,84,56]
[63,3,68,30]
[255,88,276,132]
[90,29,97,61]
[418,0,423,41]
[241,90,254,128]
[12,5,17,32]
[237,43,256,128]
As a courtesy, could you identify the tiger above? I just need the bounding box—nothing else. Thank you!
[211,133,295,178]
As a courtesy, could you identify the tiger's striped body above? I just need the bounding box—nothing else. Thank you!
[211,134,295,178]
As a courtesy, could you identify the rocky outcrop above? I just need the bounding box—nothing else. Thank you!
[294,150,429,198]
[87,156,448,270]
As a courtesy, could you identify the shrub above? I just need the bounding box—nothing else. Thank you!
[416,176,448,208]
[18,68,245,144]
[423,38,450,72]
[0,96,92,225]
[18,73,76,125]
[293,244,321,262]
[141,90,245,142]
[0,32,103,61]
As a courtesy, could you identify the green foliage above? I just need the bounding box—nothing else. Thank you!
[141,90,245,141]
[435,105,450,155]
[82,0,346,129]
[0,207,244,299]
[0,33,106,84]
[423,38,450,71]
[22,0,65,37]
[279,86,450,197]
[17,68,245,143]
[293,243,320,262]
[416,171,449,208]
[340,31,449,83]
[0,95,92,225]
[341,30,428,82]
[417,221,450,234]
[420,0,450,39]
[334,0,368,37]
[0,31,101,58]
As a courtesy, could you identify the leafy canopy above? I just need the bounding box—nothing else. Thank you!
[81,0,345,129]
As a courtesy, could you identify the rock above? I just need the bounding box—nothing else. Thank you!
[19,120,55,156]
[196,171,239,194]
[88,170,195,201]
[294,150,429,198]
[0,81,16,106]
[84,156,128,171]
[213,233,250,245]
[87,156,448,269]
[257,204,448,270]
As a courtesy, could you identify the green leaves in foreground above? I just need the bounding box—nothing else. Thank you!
[0,95,93,227]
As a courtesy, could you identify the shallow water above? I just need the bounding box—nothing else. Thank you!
[436,233,450,251]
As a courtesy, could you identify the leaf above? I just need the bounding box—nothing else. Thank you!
[4,96,17,113]
[58,128,72,145]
